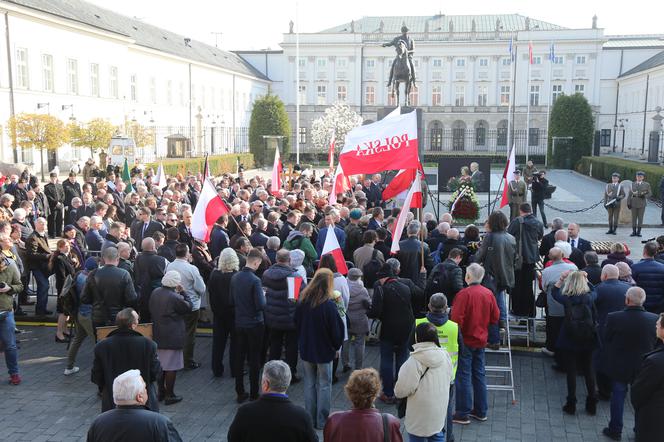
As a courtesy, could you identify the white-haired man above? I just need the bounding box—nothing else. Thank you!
[87,369,182,442]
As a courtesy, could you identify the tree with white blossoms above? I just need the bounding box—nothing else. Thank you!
[311,103,363,153]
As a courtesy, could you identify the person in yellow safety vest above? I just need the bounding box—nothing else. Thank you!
[414,293,461,442]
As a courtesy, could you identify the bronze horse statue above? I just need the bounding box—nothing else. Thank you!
[391,40,414,106]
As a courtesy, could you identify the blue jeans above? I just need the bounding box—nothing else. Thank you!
[608,381,628,434]
[488,290,506,344]
[33,270,50,314]
[302,360,332,429]
[408,430,446,442]
[379,339,409,397]
[447,384,455,442]
[455,346,488,418]
[0,311,18,375]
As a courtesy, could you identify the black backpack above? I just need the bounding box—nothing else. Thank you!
[362,249,383,289]
[563,300,597,345]
[425,263,448,299]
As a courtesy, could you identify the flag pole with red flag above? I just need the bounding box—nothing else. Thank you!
[320,226,348,275]
[390,171,422,255]
[191,178,229,242]
[499,144,516,209]
[270,147,282,196]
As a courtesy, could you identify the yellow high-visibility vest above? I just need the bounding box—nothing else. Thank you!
[415,317,459,379]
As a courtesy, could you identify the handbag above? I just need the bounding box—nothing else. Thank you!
[396,367,429,418]
[535,291,547,308]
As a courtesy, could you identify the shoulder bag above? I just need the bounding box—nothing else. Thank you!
[396,367,429,418]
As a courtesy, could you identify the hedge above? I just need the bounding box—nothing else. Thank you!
[576,156,664,200]
[146,153,254,177]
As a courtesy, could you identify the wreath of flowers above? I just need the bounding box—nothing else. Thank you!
[448,181,480,225]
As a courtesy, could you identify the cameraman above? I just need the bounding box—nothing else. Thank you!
[531,170,549,226]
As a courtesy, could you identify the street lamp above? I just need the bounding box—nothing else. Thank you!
[613,123,618,152]
[618,118,628,153]
[62,104,76,121]
[37,102,50,114]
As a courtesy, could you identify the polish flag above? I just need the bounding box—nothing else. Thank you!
[152,163,166,189]
[390,172,422,255]
[339,110,420,175]
[329,163,351,205]
[382,162,425,202]
[500,145,516,208]
[320,226,348,275]
[270,148,283,197]
[191,178,229,242]
[328,130,336,170]
[528,41,534,64]
[287,276,304,300]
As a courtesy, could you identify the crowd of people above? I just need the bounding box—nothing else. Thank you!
[0,161,663,442]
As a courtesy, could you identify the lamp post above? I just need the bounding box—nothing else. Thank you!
[613,123,618,152]
[618,118,628,153]
[62,104,76,121]
[37,102,50,114]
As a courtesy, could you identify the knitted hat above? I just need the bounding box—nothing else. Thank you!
[161,270,181,288]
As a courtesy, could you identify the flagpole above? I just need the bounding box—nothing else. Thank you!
[526,44,532,164]
[507,35,516,152]
[295,1,300,165]
[545,42,553,168]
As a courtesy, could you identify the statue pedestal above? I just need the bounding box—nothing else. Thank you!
[619,180,632,224]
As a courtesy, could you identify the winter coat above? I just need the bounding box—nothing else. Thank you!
[507,214,544,265]
[295,298,345,364]
[397,237,433,281]
[601,252,633,268]
[394,342,454,437]
[81,265,137,326]
[87,405,182,442]
[283,230,317,271]
[346,279,371,335]
[631,346,664,442]
[369,278,414,345]
[262,264,300,331]
[149,287,192,350]
[631,259,664,313]
[474,231,517,290]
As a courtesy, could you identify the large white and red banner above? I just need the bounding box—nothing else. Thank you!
[320,226,348,275]
[339,110,419,175]
[191,178,229,242]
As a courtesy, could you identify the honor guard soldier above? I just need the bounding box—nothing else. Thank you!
[508,170,527,221]
[627,171,652,237]
[604,173,626,235]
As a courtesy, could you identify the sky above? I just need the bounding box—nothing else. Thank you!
[87,0,661,50]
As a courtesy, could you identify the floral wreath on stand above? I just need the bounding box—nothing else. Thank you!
[448,180,480,225]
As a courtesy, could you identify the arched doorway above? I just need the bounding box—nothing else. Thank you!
[429,120,443,151]
[474,120,489,149]
[452,120,466,151]
[497,119,508,149]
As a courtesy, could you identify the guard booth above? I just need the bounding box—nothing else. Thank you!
[166,134,190,158]
[108,135,136,166]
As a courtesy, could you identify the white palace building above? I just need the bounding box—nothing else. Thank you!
[1,0,663,172]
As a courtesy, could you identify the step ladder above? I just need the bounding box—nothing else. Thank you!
[485,320,517,404]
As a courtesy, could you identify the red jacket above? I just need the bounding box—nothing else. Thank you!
[450,283,499,349]
[324,408,403,442]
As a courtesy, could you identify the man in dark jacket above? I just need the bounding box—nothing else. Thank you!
[158,228,180,262]
[593,264,633,399]
[133,238,169,323]
[62,172,82,223]
[262,250,302,380]
[81,247,137,327]
[581,251,602,286]
[87,369,181,442]
[531,170,548,226]
[397,220,433,282]
[631,241,664,313]
[130,208,163,252]
[279,211,300,244]
[603,287,659,441]
[209,215,230,259]
[439,228,469,266]
[44,172,65,238]
[630,323,664,442]
[507,203,544,317]
[176,209,194,250]
[228,360,317,442]
[384,257,426,318]
[249,219,270,249]
[343,209,364,261]
[231,249,266,403]
[539,217,564,262]
[369,264,414,402]
[426,248,464,307]
[91,308,161,413]
[25,217,51,316]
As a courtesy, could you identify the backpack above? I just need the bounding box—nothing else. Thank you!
[362,249,383,289]
[430,242,444,265]
[425,263,448,299]
[563,300,597,345]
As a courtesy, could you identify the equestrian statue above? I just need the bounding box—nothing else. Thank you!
[382,25,416,106]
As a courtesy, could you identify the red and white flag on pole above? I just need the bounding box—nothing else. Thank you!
[320,226,348,275]
[500,144,516,208]
[528,41,534,64]
[287,276,304,300]
[390,172,422,255]
[152,163,166,189]
[339,110,420,175]
[270,147,283,197]
[328,130,336,170]
[382,162,425,202]
[191,178,229,242]
[329,163,351,205]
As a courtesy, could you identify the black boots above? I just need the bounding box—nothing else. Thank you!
[563,398,576,415]
[586,397,598,416]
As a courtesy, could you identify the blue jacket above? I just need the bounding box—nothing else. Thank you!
[209,225,229,259]
[631,258,664,313]
[262,264,301,330]
[230,267,266,328]
[315,226,346,257]
[367,218,381,231]
[86,229,104,252]
[552,286,597,352]
[594,279,632,331]
[603,306,659,383]
[295,299,344,364]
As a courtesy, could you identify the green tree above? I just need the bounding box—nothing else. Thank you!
[69,118,116,158]
[8,113,69,180]
[249,94,290,166]
[548,93,594,169]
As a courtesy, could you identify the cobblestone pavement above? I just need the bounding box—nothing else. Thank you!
[0,326,636,441]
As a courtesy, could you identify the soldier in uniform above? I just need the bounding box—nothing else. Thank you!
[627,171,652,237]
[604,172,625,235]
[508,170,527,221]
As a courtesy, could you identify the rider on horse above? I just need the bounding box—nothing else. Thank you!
[382,25,416,87]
